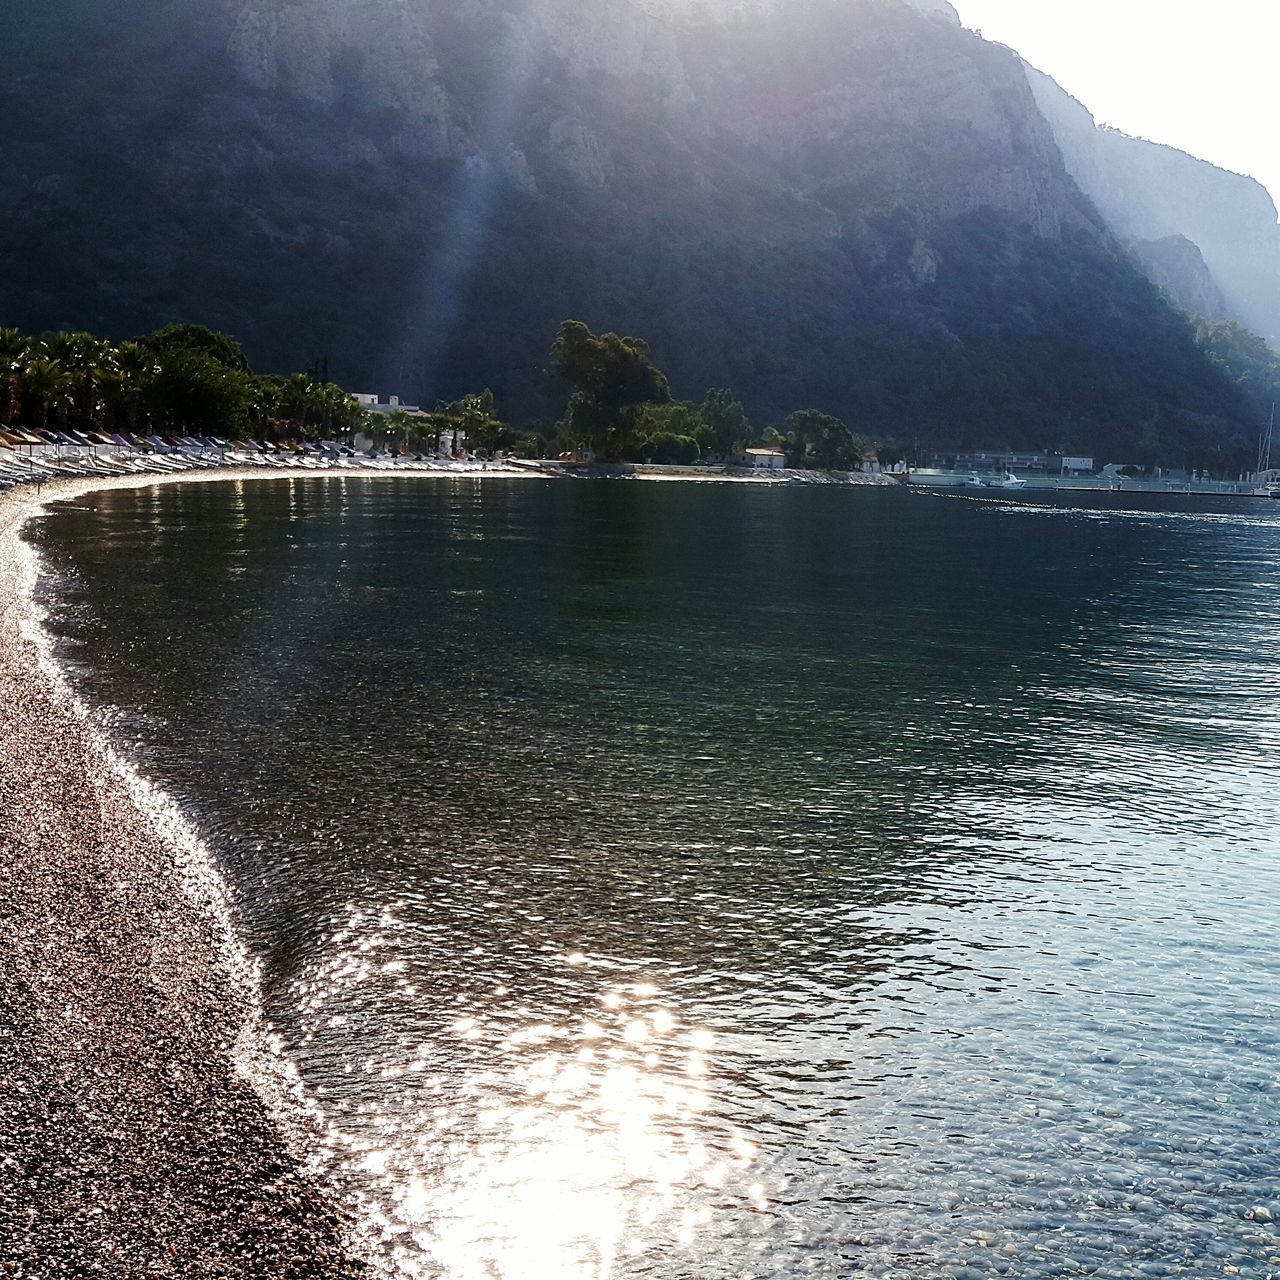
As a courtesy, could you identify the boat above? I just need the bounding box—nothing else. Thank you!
[1251,404,1278,496]
[958,470,1028,492]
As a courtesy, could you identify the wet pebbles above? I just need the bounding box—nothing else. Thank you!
[0,476,371,1279]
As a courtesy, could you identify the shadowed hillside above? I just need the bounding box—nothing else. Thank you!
[0,0,1266,458]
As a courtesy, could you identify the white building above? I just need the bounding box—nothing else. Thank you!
[354,394,423,414]
[738,447,787,470]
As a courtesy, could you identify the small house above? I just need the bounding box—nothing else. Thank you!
[738,447,787,470]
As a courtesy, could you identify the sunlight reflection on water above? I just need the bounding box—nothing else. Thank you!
[300,920,757,1278]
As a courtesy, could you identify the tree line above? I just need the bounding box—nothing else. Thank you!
[0,324,364,441]
[1,317,897,470]
[549,320,892,468]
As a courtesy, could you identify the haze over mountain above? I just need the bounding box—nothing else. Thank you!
[3,0,1276,462]
[1024,65,1280,348]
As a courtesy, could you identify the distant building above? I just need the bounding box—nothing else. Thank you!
[738,447,787,470]
[354,394,424,414]
[931,450,1093,476]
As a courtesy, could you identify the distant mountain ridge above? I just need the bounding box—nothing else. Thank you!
[0,0,1272,463]
[1024,64,1280,345]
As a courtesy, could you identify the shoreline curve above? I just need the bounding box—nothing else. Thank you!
[0,461,888,1274]
[0,470,436,1277]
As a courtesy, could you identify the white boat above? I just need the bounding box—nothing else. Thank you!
[962,471,1027,491]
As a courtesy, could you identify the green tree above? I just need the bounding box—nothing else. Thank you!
[550,321,671,460]
[382,408,414,453]
[691,388,752,456]
[0,321,371,446]
[633,400,697,445]
[784,409,870,471]
[40,331,112,427]
[0,328,30,426]
[111,341,158,434]
[278,372,319,430]
[446,390,504,455]
[244,374,286,438]
[628,401,704,464]
[18,358,72,432]
[875,440,906,469]
[143,348,249,435]
[147,323,250,373]
[316,382,364,439]
[639,432,701,465]
[421,390,505,455]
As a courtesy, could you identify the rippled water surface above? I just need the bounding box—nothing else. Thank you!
[34,478,1280,1278]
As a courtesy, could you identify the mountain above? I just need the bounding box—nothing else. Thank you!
[0,0,1266,461]
[1025,65,1280,346]
[1127,236,1228,323]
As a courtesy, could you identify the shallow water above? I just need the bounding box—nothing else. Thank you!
[33,477,1280,1278]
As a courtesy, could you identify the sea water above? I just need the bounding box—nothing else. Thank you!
[33,477,1280,1278]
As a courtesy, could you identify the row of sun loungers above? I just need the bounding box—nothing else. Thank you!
[0,429,234,490]
[0,428,512,492]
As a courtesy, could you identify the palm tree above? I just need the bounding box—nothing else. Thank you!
[315,381,359,440]
[438,390,502,456]
[0,328,30,426]
[383,408,413,454]
[112,341,156,434]
[280,372,317,432]
[40,331,111,428]
[19,359,72,433]
[243,375,284,440]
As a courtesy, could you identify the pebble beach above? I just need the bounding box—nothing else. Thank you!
[0,472,374,1279]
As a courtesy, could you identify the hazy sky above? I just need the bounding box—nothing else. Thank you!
[949,0,1280,210]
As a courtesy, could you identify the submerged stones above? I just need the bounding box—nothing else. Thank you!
[0,478,369,1277]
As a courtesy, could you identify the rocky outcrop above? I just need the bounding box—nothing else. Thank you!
[1128,236,1228,322]
[214,0,1077,235]
[226,0,458,155]
[1026,64,1280,343]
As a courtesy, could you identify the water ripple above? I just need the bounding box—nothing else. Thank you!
[32,480,1280,1278]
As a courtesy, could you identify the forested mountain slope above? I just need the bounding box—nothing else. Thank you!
[1,0,1268,460]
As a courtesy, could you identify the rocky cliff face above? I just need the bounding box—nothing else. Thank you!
[1128,236,1228,322]
[214,0,1083,236]
[899,0,960,21]
[0,0,1258,452]
[1026,65,1280,344]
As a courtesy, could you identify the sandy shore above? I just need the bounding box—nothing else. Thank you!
[0,471,387,1278]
